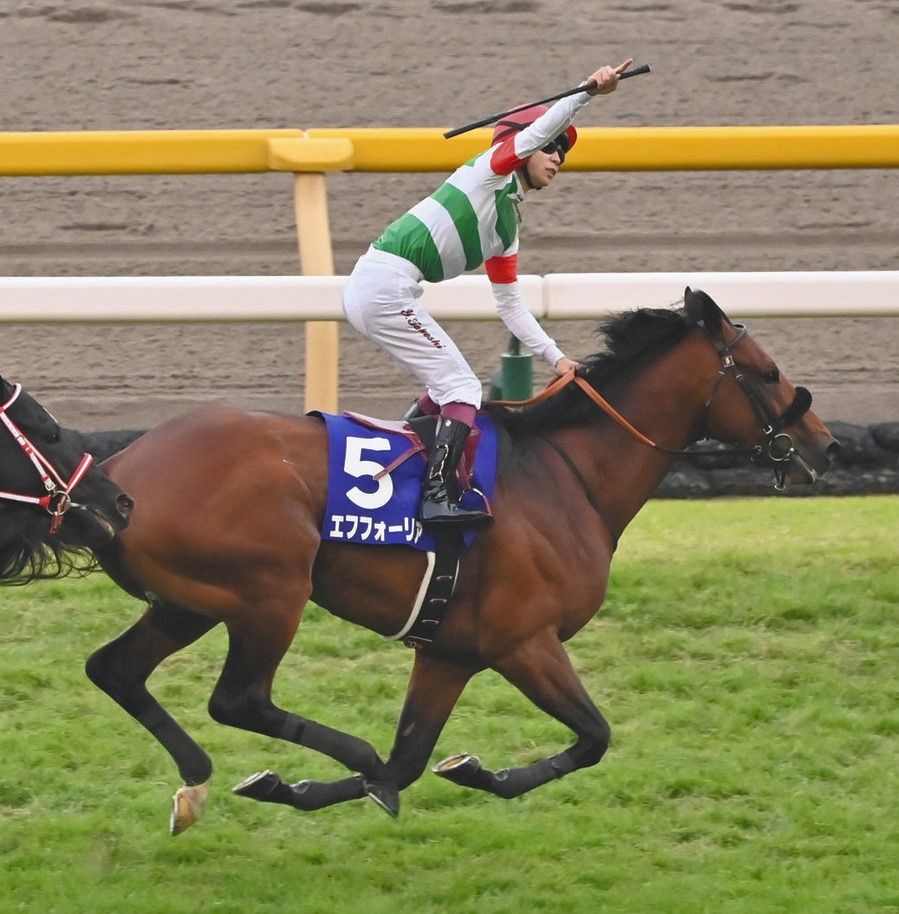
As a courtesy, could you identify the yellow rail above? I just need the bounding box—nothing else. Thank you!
[1,125,897,176]
[304,124,899,171]
[0,129,303,175]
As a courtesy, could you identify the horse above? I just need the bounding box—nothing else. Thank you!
[0,289,838,833]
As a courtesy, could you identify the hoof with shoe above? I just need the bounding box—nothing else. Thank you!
[433,753,490,790]
[232,769,284,801]
[170,780,209,836]
[364,780,400,818]
[232,769,299,807]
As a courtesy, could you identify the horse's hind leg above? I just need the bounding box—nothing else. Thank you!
[237,650,475,818]
[84,599,219,833]
[208,612,386,812]
[358,652,475,817]
[434,629,610,800]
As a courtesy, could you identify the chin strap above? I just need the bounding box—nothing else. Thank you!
[519,166,538,191]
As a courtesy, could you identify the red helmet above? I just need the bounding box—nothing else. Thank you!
[491,104,578,154]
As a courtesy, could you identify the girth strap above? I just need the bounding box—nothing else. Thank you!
[392,530,464,650]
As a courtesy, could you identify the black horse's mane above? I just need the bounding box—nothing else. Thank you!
[69,427,146,462]
[0,506,99,586]
[487,306,695,437]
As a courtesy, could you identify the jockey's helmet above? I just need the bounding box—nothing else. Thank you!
[491,104,578,162]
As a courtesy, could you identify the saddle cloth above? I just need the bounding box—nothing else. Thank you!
[315,411,499,552]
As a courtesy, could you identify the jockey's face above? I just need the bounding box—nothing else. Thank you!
[524,148,562,189]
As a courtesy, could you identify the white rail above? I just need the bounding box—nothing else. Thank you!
[0,272,896,322]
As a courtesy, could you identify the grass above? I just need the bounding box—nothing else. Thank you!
[0,496,896,914]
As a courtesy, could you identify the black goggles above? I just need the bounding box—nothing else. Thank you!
[540,134,571,163]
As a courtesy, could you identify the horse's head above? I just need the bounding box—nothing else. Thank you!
[0,374,133,557]
[683,288,839,489]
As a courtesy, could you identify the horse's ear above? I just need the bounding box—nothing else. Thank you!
[684,287,726,337]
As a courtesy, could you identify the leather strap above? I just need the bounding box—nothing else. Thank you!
[402,530,464,649]
[539,435,619,551]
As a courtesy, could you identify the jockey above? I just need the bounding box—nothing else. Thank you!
[342,58,634,530]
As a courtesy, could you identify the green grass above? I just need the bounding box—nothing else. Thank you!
[0,496,896,914]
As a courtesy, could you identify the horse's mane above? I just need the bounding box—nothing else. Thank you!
[67,428,146,462]
[0,506,99,586]
[487,306,695,437]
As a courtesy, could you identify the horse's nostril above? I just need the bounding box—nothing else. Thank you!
[826,440,841,465]
[116,494,134,518]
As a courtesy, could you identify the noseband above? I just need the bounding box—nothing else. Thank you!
[0,384,95,532]
[700,322,813,490]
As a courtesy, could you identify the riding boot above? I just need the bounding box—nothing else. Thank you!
[402,400,424,422]
[403,393,438,422]
[419,418,492,530]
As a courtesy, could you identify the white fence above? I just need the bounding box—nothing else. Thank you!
[1,272,897,322]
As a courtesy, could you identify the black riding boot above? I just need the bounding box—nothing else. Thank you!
[420,418,492,530]
[402,399,424,422]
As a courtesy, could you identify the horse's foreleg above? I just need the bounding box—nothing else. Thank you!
[209,614,385,812]
[435,629,610,799]
[84,599,218,833]
[360,652,475,817]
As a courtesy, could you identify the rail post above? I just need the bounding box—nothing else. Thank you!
[489,335,533,400]
[268,136,354,413]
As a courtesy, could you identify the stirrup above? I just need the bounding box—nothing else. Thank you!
[419,417,493,531]
[420,496,492,530]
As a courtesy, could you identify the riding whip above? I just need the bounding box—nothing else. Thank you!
[443,64,651,139]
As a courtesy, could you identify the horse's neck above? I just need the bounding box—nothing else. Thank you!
[554,336,714,538]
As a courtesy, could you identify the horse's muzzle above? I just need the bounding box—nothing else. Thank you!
[787,437,841,486]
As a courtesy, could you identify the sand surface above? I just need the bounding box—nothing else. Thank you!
[1,0,896,426]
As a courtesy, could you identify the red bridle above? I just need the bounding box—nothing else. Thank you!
[0,384,95,533]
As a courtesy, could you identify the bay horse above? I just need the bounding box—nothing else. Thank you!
[0,289,838,833]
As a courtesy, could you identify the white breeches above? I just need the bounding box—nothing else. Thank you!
[342,253,483,408]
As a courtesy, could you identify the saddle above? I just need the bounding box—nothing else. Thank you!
[332,411,491,650]
[343,411,481,492]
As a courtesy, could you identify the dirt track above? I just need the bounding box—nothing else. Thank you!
[1,0,896,427]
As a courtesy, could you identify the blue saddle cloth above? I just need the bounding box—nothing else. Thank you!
[318,413,499,552]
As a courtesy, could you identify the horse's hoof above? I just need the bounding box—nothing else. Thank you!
[432,753,485,788]
[364,781,400,818]
[170,781,209,836]
[232,770,283,801]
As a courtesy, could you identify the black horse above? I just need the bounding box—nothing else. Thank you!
[0,375,133,582]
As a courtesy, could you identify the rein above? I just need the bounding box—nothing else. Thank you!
[0,384,95,533]
[488,321,813,492]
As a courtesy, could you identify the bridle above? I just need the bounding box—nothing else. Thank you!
[567,321,813,490]
[0,383,95,533]
[491,320,814,493]
[693,321,813,490]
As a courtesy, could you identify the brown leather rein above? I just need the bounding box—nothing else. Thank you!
[486,321,813,532]
[488,322,810,463]
[490,368,661,448]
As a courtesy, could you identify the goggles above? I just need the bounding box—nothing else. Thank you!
[540,134,570,163]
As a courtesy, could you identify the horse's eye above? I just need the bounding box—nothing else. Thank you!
[762,368,780,384]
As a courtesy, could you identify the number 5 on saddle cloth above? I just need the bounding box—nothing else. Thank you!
[310,410,500,648]
[314,411,498,550]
